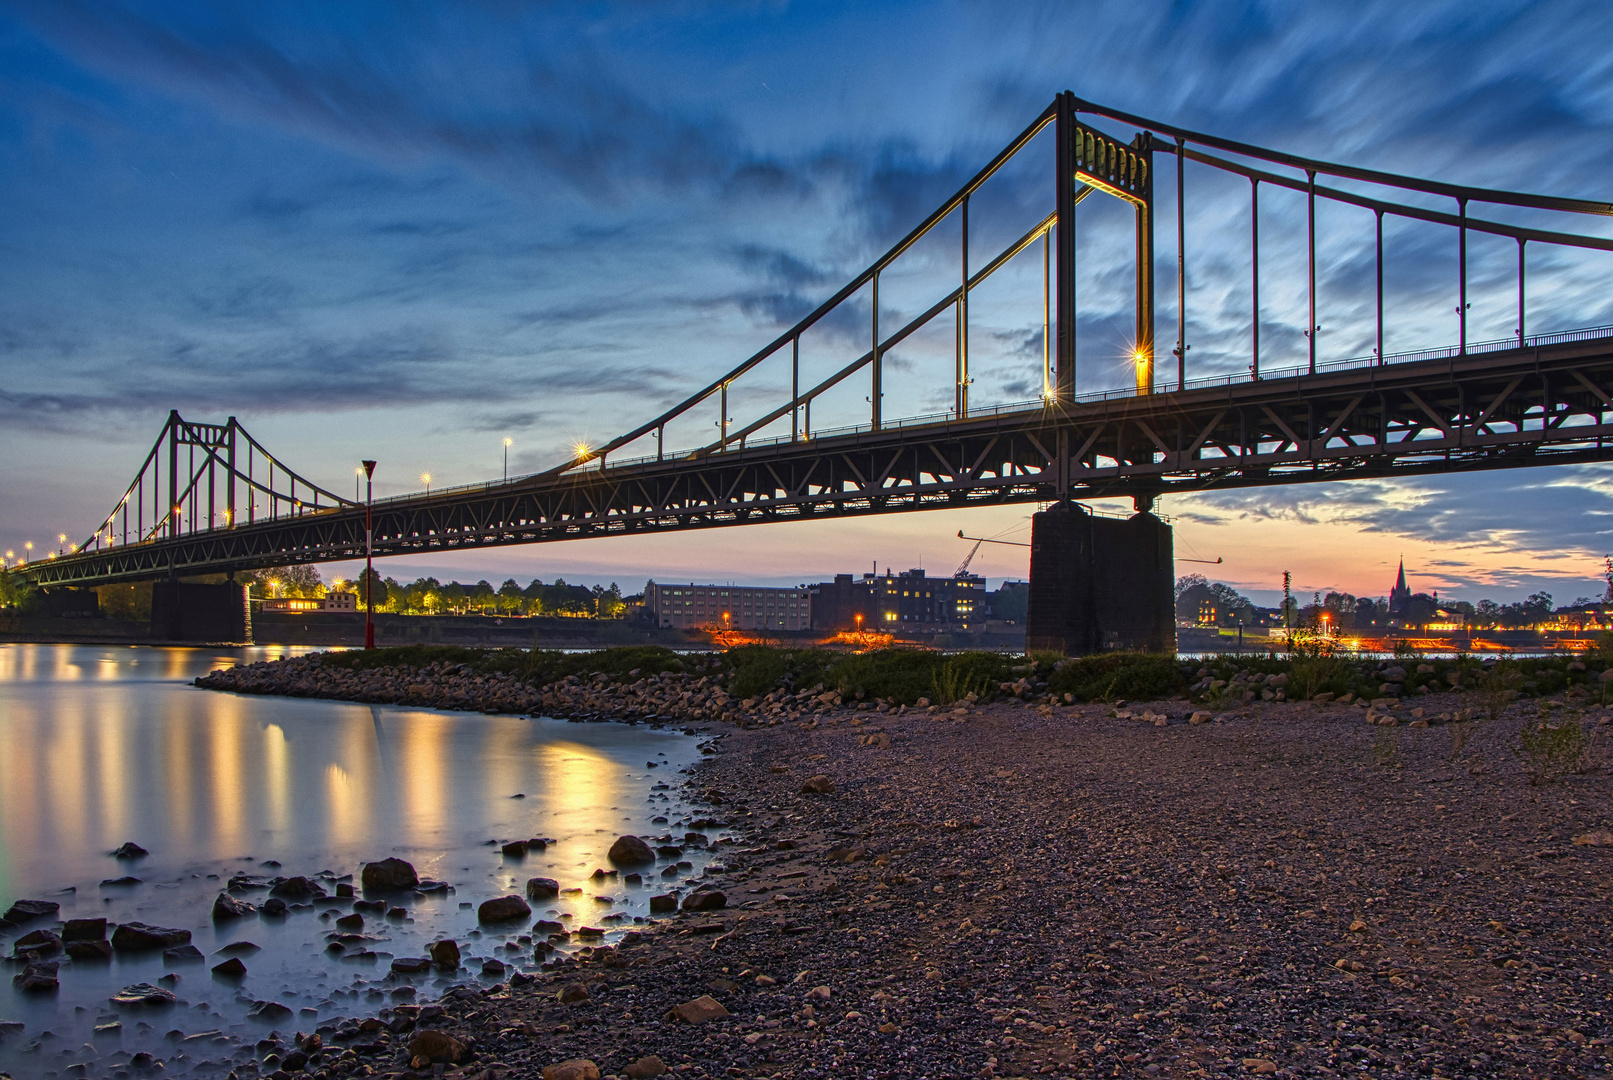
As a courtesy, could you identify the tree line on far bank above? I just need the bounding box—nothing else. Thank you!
[247,566,628,618]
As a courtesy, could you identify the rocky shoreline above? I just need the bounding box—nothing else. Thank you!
[17,652,1600,1080]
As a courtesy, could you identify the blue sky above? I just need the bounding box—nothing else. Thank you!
[4,0,1613,605]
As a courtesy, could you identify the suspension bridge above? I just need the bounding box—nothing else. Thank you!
[11,93,1613,648]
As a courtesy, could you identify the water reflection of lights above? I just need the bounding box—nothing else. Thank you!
[263,722,291,835]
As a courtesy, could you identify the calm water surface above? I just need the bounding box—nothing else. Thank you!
[0,644,716,1077]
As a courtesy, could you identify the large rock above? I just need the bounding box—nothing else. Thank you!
[361,858,419,891]
[268,876,324,900]
[543,1060,601,1080]
[526,877,560,900]
[62,918,106,942]
[625,1056,668,1079]
[12,929,61,957]
[681,890,726,912]
[800,775,835,795]
[111,922,191,952]
[110,983,176,1007]
[3,900,58,924]
[607,835,655,865]
[429,939,460,968]
[212,893,257,921]
[477,895,531,923]
[13,962,58,993]
[65,939,113,961]
[110,842,148,859]
[211,957,247,979]
[668,994,730,1024]
[649,894,677,913]
[407,1030,466,1065]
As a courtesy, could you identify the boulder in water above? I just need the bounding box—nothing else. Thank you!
[111,922,191,952]
[212,893,256,921]
[110,983,176,1008]
[360,858,418,891]
[477,895,531,923]
[110,842,148,859]
[62,918,106,942]
[3,900,58,924]
[526,877,560,900]
[13,962,58,993]
[268,876,324,900]
[607,835,655,865]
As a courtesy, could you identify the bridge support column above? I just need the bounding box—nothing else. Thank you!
[151,581,251,644]
[1025,502,1175,655]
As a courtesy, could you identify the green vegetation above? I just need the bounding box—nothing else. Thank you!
[1517,705,1594,784]
[722,645,1013,705]
[319,644,693,683]
[1047,653,1185,703]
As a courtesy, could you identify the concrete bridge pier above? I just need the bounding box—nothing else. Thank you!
[1024,499,1175,656]
[151,580,252,644]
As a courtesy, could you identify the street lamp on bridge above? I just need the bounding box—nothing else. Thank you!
[363,459,377,650]
[503,437,513,482]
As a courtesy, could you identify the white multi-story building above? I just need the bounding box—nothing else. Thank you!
[644,582,812,631]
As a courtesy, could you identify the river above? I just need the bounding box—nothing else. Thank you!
[0,643,717,1077]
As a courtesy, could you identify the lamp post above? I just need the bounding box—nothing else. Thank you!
[503,437,513,482]
[362,459,377,650]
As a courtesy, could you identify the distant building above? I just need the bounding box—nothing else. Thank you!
[1389,560,1413,614]
[809,568,984,633]
[643,582,811,631]
[260,592,356,613]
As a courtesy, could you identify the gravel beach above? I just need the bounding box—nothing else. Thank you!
[170,681,1611,1080]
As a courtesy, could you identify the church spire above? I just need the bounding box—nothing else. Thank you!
[1390,558,1411,613]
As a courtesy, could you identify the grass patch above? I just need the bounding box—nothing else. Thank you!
[1047,653,1186,703]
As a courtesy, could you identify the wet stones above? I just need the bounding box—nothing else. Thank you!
[247,999,292,1022]
[607,835,655,865]
[648,894,678,913]
[334,912,363,932]
[210,957,247,979]
[62,917,106,942]
[110,922,191,952]
[501,840,529,857]
[110,841,149,859]
[13,962,58,993]
[268,875,325,900]
[3,899,58,924]
[259,897,288,917]
[477,895,531,923]
[681,889,727,912]
[162,944,204,963]
[110,983,176,1008]
[212,892,257,921]
[428,939,460,968]
[361,857,419,891]
[65,939,113,961]
[12,929,61,958]
[800,775,835,795]
[526,877,560,900]
[391,957,432,975]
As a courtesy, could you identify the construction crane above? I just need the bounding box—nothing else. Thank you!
[955,530,1029,577]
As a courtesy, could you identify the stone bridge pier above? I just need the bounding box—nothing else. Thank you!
[151,580,252,644]
[1024,500,1175,656]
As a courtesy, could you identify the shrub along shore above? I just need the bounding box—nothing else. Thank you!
[195,643,1613,722]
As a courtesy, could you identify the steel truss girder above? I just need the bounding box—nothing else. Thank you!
[25,336,1613,588]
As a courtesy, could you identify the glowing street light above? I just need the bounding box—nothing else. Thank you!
[24,542,32,563]
[361,459,377,649]
[503,437,513,482]
[572,441,590,461]
[420,472,432,495]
